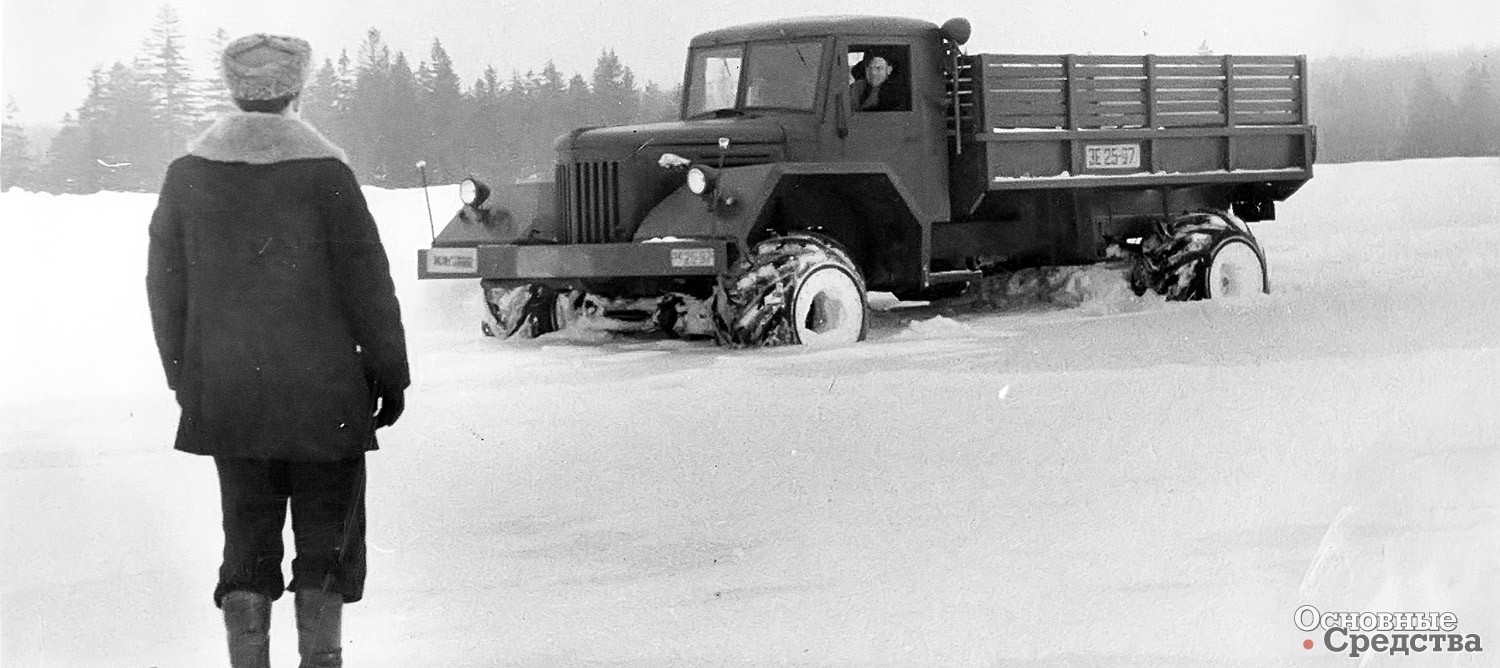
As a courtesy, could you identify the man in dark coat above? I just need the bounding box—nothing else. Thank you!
[146,33,407,668]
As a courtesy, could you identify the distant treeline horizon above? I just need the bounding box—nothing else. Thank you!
[2,7,1497,194]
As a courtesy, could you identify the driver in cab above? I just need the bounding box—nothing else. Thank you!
[849,55,902,112]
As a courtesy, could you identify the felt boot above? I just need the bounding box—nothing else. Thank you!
[294,588,343,668]
[222,590,272,668]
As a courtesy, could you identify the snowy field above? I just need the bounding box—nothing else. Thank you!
[3,158,1498,666]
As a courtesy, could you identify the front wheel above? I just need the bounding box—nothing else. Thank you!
[716,234,868,347]
[1131,211,1268,300]
[482,282,566,338]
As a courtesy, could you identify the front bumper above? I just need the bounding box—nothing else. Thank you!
[417,240,730,280]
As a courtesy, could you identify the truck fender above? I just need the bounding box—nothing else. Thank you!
[431,178,562,248]
[633,164,780,243]
[633,162,931,292]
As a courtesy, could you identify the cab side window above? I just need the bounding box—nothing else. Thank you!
[847,45,911,112]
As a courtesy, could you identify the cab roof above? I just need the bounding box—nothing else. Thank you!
[689,16,942,47]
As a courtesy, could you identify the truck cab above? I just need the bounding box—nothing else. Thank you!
[681,17,954,223]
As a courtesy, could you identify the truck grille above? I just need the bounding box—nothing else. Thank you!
[558,161,620,244]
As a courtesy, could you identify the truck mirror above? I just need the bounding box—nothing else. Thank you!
[941,18,971,46]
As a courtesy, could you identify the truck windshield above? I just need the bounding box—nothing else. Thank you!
[685,41,825,117]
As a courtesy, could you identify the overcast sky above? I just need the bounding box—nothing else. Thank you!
[4,0,1499,124]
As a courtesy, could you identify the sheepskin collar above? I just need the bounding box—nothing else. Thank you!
[188,112,347,165]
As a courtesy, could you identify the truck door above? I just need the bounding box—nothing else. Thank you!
[837,40,951,223]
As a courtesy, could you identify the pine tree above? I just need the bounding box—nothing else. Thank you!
[45,112,100,193]
[333,50,357,124]
[1310,57,1405,162]
[301,58,344,135]
[199,27,237,121]
[138,5,197,174]
[1401,67,1462,158]
[383,51,423,186]
[539,61,566,102]
[590,49,638,126]
[347,28,394,182]
[424,39,464,102]
[565,72,592,129]
[417,39,468,183]
[463,64,505,177]
[97,62,160,190]
[2,96,36,191]
[638,81,681,123]
[477,65,501,102]
[1454,62,1500,156]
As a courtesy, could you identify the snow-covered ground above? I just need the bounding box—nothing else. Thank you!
[3,158,1498,666]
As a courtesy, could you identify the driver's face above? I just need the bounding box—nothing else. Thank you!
[866,57,892,86]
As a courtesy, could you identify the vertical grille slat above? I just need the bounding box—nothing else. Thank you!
[583,162,593,239]
[608,162,620,237]
[579,163,591,241]
[591,162,602,241]
[590,162,602,241]
[559,160,621,244]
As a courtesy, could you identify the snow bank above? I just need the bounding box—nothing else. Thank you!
[890,314,976,339]
[954,263,1164,316]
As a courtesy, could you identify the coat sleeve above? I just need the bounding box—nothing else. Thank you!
[325,163,411,390]
[146,163,188,392]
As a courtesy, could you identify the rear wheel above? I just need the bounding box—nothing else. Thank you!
[1204,238,1266,298]
[1131,211,1268,300]
[716,234,868,347]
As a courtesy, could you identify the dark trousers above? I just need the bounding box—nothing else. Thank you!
[213,455,366,607]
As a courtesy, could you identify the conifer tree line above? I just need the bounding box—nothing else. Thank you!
[2,10,1497,194]
[1308,50,1500,162]
[0,6,678,193]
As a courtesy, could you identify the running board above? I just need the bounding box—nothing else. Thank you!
[927,270,983,285]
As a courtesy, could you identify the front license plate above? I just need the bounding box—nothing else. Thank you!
[426,247,478,274]
[1085,144,1142,169]
[670,247,715,268]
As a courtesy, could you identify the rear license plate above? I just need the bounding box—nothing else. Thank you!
[670,247,715,268]
[426,247,478,274]
[1085,144,1142,169]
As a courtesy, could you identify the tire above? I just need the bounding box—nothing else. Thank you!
[1130,211,1268,301]
[484,283,563,338]
[1203,237,1267,298]
[715,234,869,347]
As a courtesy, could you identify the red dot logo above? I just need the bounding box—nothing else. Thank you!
[1303,639,1314,650]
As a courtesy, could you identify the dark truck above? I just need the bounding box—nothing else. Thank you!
[417,16,1314,346]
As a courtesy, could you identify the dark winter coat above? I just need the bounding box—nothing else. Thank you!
[147,112,409,462]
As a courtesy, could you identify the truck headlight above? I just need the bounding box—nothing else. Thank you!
[459,177,491,207]
[687,166,718,195]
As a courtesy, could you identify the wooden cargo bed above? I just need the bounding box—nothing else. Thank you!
[951,53,1315,192]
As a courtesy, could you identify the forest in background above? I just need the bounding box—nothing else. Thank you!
[1310,50,1499,162]
[0,7,677,194]
[2,6,1497,194]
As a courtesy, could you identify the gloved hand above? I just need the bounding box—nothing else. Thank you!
[371,382,405,429]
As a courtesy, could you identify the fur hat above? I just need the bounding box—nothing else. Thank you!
[221,33,312,101]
